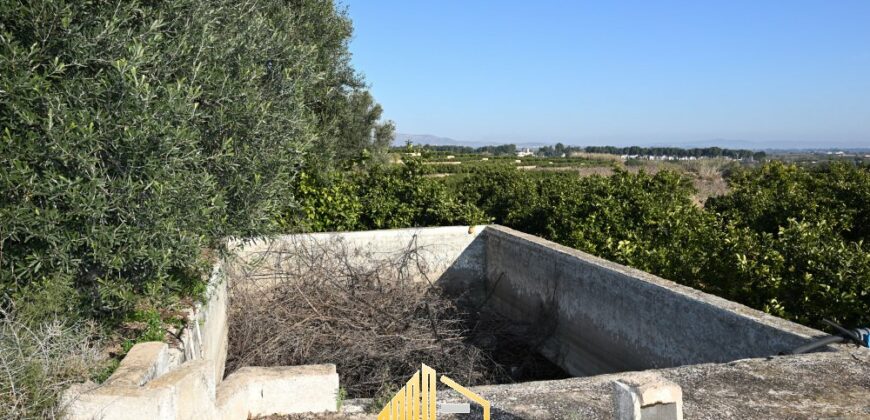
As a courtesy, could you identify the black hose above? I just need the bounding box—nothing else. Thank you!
[823,319,861,343]
[789,335,845,355]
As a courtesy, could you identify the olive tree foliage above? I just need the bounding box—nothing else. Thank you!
[332,90,395,166]
[0,0,382,322]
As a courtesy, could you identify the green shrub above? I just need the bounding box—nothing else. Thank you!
[453,166,543,227]
[356,159,488,229]
[0,0,379,322]
[708,161,870,241]
[459,168,718,285]
[284,157,488,232]
[456,163,870,328]
[706,162,870,327]
[284,170,364,233]
[709,219,870,328]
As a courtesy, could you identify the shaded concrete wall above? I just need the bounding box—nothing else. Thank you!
[482,225,827,376]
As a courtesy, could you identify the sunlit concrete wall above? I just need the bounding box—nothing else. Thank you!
[226,225,489,301]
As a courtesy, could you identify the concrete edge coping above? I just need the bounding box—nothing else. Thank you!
[216,364,339,419]
[224,225,488,253]
[63,343,339,419]
[103,342,170,387]
[613,373,684,420]
[483,224,830,342]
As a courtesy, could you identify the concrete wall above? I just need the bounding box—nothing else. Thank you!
[63,226,486,419]
[482,225,828,376]
[229,224,827,377]
[63,260,339,420]
[227,225,488,300]
[178,262,229,384]
[64,225,836,418]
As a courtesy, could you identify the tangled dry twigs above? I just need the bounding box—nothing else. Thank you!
[225,236,565,398]
[0,310,108,418]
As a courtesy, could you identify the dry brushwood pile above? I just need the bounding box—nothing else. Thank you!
[225,236,566,398]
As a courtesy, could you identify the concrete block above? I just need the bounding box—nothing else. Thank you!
[612,374,683,420]
[105,342,170,387]
[217,364,339,419]
[62,359,216,420]
[62,383,176,420]
[167,347,184,368]
[147,360,218,419]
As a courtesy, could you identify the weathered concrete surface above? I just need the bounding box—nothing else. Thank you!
[65,225,862,419]
[104,341,171,387]
[612,373,683,420]
[62,357,218,420]
[430,349,870,419]
[175,261,229,385]
[483,225,831,376]
[285,350,870,419]
[144,360,219,419]
[217,364,339,418]
[194,262,230,384]
[64,352,337,420]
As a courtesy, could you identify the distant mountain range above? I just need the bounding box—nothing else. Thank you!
[391,133,469,147]
[392,133,869,152]
[391,133,547,149]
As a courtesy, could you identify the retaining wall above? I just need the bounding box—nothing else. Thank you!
[483,225,827,376]
[63,225,833,419]
[62,226,485,419]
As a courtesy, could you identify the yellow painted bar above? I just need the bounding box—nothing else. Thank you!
[440,375,491,420]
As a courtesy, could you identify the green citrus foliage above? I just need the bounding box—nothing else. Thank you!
[705,162,870,327]
[456,167,720,287]
[291,159,868,329]
[1,0,390,324]
[285,156,488,232]
[452,162,869,329]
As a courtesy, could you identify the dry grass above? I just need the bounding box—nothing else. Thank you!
[568,152,623,163]
[680,159,734,206]
[621,158,733,206]
[0,311,109,419]
[692,177,729,207]
[573,166,615,177]
[679,158,733,179]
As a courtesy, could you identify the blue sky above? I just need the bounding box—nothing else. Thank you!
[345,1,870,148]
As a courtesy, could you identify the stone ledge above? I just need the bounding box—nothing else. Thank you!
[64,350,337,420]
[612,373,683,420]
[104,341,170,387]
[217,364,339,419]
[432,349,870,419]
[62,354,217,420]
